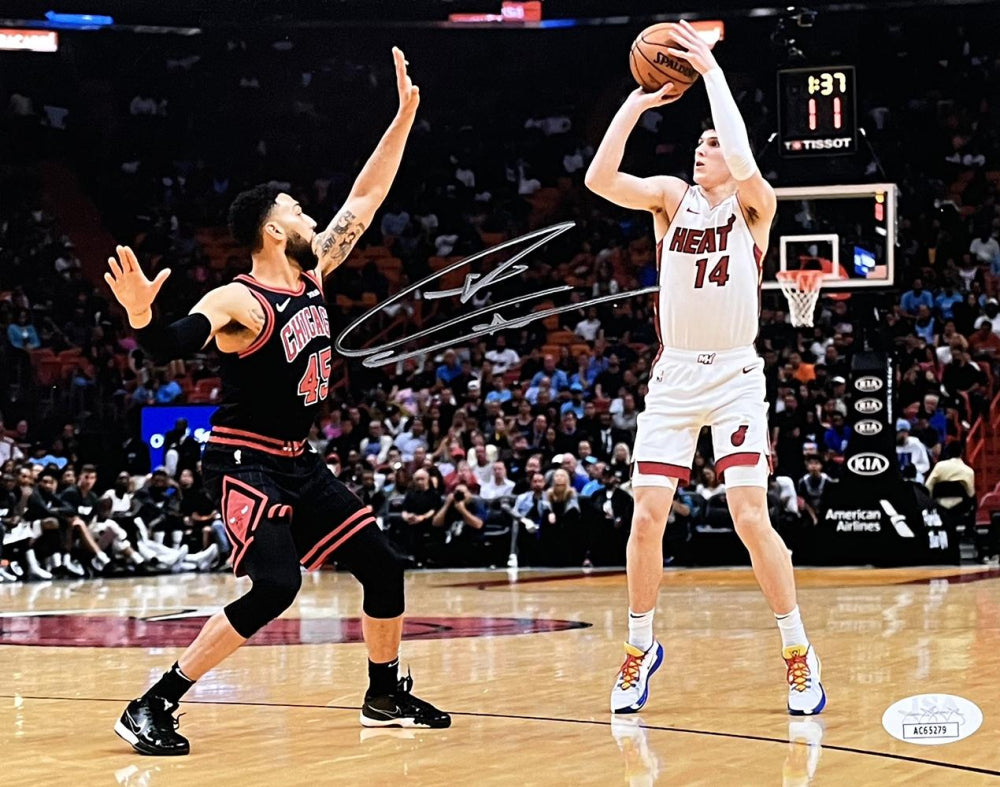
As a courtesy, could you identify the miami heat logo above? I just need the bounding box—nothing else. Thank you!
[731,424,749,447]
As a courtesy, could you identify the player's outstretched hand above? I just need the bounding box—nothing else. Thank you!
[665,19,719,75]
[393,46,420,117]
[104,245,171,320]
[624,83,683,112]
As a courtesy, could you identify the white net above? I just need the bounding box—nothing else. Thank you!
[776,271,825,327]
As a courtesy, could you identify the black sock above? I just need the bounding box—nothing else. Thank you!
[367,657,399,697]
[144,662,196,704]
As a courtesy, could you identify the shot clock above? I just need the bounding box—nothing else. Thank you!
[777,65,858,157]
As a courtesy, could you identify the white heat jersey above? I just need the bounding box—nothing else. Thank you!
[654,185,763,352]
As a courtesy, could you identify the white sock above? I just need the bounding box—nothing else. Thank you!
[775,605,808,649]
[627,608,654,652]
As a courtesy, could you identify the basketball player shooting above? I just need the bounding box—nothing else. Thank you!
[585,20,825,717]
[105,48,449,756]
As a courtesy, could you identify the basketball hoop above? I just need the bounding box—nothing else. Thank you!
[776,270,825,327]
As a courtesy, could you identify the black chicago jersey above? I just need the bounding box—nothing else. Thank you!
[211,269,332,441]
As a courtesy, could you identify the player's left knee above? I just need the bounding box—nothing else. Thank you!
[732,506,771,534]
[729,493,772,537]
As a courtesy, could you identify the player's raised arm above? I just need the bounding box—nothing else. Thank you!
[585,86,687,217]
[312,46,420,277]
[105,245,252,362]
[667,19,776,224]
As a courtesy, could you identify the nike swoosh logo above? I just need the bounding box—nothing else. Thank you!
[276,298,291,312]
[686,207,698,214]
[368,705,402,718]
[125,710,146,734]
[742,364,758,374]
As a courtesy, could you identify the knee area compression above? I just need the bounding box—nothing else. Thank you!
[722,455,769,489]
[343,527,405,619]
[224,573,302,639]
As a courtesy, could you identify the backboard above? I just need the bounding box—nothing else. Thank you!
[761,182,897,292]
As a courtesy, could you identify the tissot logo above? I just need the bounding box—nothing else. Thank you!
[855,376,883,393]
[854,419,883,436]
[855,398,883,415]
[847,453,890,476]
[783,137,853,151]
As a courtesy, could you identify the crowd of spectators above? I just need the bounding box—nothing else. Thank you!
[2,8,1000,580]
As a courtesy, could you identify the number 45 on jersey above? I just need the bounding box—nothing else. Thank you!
[297,347,332,405]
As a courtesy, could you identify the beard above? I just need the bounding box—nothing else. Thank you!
[285,230,319,269]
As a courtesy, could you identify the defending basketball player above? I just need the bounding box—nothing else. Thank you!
[585,21,825,716]
[105,49,449,756]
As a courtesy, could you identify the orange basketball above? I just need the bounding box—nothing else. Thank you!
[629,22,700,96]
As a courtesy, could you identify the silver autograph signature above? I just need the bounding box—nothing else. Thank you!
[334,221,659,368]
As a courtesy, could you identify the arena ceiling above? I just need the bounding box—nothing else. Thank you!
[2,0,998,30]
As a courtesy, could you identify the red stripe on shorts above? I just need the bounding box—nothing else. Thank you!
[304,516,376,571]
[715,452,761,475]
[636,461,691,483]
[300,506,374,565]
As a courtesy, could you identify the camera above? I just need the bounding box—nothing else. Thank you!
[453,490,466,502]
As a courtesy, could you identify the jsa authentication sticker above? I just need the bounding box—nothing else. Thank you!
[882,694,983,745]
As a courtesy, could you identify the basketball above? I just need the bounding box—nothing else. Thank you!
[629,22,700,96]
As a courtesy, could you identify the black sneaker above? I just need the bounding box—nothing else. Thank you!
[360,672,451,728]
[114,696,190,756]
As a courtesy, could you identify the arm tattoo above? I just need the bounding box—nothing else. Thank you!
[331,210,356,236]
[320,210,366,262]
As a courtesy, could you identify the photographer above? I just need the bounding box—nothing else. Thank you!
[432,482,485,566]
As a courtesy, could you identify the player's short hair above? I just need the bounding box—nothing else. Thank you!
[228,183,282,250]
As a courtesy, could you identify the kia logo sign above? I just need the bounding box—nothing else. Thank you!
[847,453,890,476]
[855,376,883,393]
[855,419,883,436]
[855,398,883,415]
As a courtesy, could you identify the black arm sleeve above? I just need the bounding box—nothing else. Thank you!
[136,313,213,363]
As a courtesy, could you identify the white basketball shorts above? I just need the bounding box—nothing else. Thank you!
[632,345,770,489]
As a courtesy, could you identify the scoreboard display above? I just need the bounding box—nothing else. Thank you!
[778,66,858,157]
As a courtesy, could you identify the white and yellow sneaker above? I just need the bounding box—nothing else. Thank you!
[611,641,664,714]
[783,645,826,716]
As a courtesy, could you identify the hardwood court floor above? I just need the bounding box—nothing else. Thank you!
[2,566,999,786]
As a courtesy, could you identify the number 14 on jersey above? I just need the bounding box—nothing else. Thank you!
[693,255,730,288]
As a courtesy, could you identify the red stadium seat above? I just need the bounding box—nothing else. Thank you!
[975,491,1000,526]
[36,358,63,387]
[193,378,221,401]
